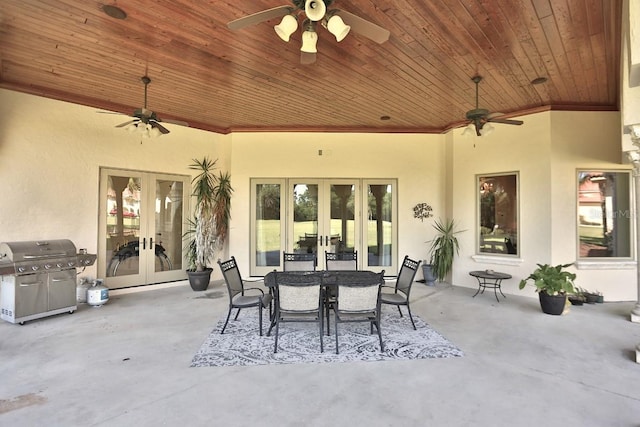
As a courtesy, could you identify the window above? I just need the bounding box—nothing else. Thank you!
[477,173,519,256]
[577,170,632,259]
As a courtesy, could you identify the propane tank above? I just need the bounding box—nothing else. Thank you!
[87,279,109,307]
[76,277,89,303]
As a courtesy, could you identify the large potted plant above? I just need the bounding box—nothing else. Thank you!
[518,263,576,315]
[186,157,233,291]
[426,218,463,283]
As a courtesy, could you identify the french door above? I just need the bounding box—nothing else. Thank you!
[98,168,189,289]
[251,178,397,275]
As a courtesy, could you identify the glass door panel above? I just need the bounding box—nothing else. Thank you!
[148,176,188,283]
[252,181,284,276]
[291,182,319,256]
[104,173,143,281]
[364,181,396,272]
[327,182,357,254]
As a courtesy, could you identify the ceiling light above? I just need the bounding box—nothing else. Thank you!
[480,123,494,136]
[102,5,127,20]
[326,14,350,42]
[275,14,298,42]
[301,22,318,53]
[461,123,475,136]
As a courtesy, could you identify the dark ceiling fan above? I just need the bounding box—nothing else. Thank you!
[99,76,188,137]
[462,75,524,136]
[227,0,390,64]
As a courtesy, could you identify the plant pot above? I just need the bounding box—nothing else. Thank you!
[187,268,213,291]
[584,293,599,304]
[568,295,585,306]
[538,291,567,315]
[421,264,436,286]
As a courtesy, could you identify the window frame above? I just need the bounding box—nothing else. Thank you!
[576,169,634,262]
[476,171,520,258]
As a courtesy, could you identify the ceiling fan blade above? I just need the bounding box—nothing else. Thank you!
[160,118,190,127]
[151,121,170,134]
[486,112,505,119]
[228,5,293,31]
[488,118,524,125]
[115,119,137,128]
[335,10,390,44]
[300,51,316,65]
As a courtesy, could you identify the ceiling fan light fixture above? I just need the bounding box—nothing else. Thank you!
[480,122,494,136]
[305,0,326,22]
[149,126,162,138]
[461,123,475,136]
[301,27,318,53]
[275,14,298,42]
[326,14,350,42]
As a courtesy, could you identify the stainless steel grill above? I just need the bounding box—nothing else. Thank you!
[0,239,96,324]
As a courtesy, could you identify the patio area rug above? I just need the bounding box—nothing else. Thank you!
[190,307,463,367]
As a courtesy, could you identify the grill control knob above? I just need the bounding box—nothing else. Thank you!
[67,261,75,267]
[17,266,26,273]
[44,263,52,269]
[56,262,63,268]
[31,265,39,271]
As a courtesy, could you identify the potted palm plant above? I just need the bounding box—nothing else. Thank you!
[426,218,464,283]
[186,157,233,291]
[518,263,576,315]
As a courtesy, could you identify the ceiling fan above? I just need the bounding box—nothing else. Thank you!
[227,0,390,64]
[100,76,188,137]
[462,76,524,136]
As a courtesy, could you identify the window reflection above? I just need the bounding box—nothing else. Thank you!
[578,171,631,258]
[478,173,518,255]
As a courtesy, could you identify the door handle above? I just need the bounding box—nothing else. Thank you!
[150,238,154,250]
[325,235,329,246]
[142,238,146,250]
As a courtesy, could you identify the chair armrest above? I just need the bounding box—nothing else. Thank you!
[261,293,273,308]
[244,287,265,295]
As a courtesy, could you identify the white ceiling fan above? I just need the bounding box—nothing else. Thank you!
[227,0,390,64]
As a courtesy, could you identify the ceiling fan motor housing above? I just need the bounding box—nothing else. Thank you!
[465,108,489,121]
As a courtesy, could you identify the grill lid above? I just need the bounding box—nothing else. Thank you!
[0,239,96,276]
[0,239,77,262]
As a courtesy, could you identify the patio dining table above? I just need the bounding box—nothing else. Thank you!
[263,270,384,334]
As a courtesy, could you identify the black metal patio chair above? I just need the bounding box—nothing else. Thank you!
[218,256,271,336]
[380,255,421,330]
[333,271,385,354]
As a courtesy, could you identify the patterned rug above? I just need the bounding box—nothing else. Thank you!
[190,307,463,367]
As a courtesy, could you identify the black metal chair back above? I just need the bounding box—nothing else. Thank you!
[333,271,385,354]
[325,251,358,271]
[272,271,324,353]
[283,251,316,271]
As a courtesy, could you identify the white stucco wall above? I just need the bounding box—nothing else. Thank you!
[1,89,636,300]
[226,132,447,276]
[0,89,228,281]
[449,110,635,301]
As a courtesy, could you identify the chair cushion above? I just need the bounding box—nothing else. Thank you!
[380,292,406,304]
[232,294,262,307]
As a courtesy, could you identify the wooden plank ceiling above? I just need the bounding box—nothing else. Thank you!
[0,0,622,134]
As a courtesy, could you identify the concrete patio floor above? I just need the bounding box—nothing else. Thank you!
[1,279,640,427]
